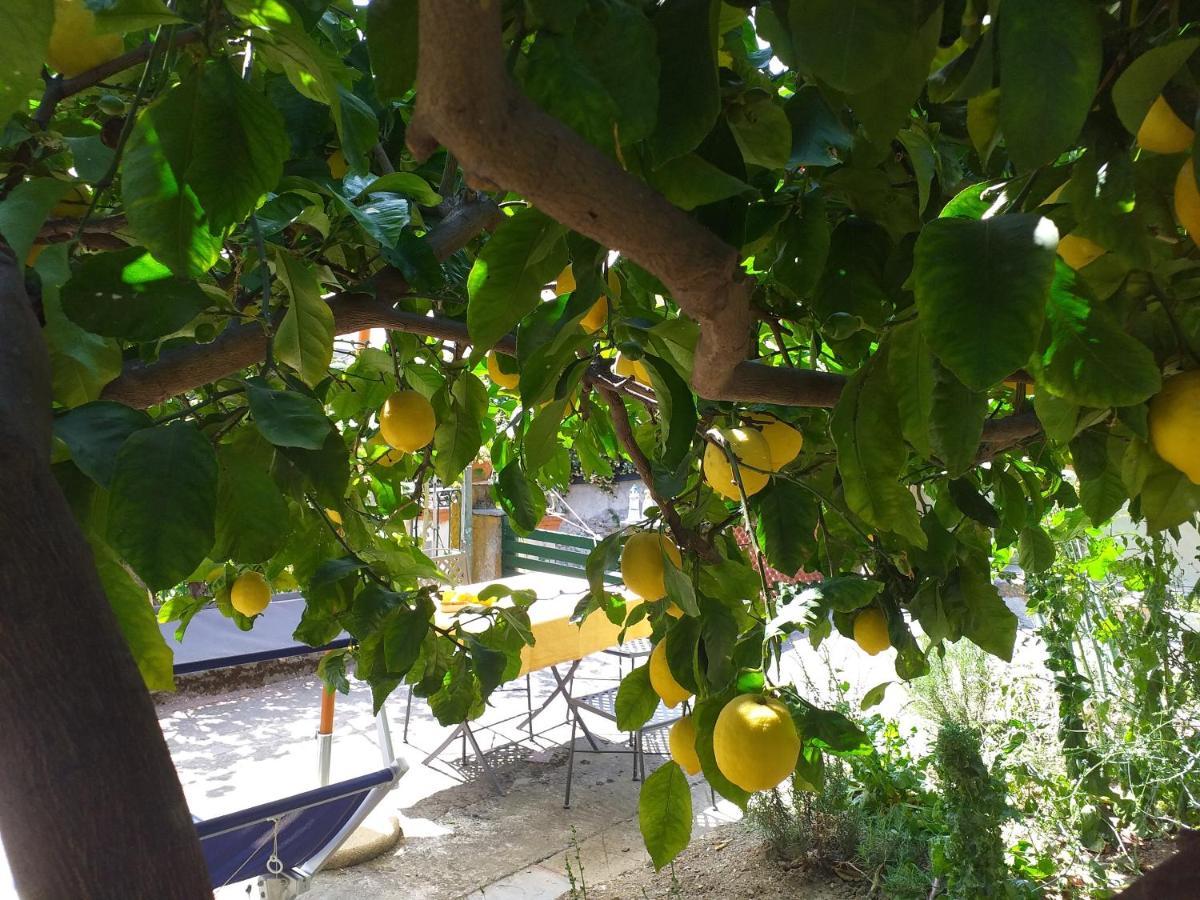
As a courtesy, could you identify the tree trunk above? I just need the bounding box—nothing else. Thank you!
[0,252,211,898]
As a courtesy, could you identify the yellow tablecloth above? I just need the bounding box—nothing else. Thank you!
[439,572,651,676]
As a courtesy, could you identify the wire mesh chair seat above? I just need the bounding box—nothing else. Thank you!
[562,684,682,808]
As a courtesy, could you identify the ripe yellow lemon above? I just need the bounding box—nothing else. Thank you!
[613,352,651,386]
[580,298,608,333]
[379,390,436,453]
[554,264,575,296]
[1057,233,1106,270]
[51,184,92,218]
[486,351,521,390]
[713,694,801,793]
[1149,370,1200,484]
[48,0,124,78]
[620,531,682,601]
[703,427,772,500]
[1137,95,1195,155]
[669,715,702,775]
[649,640,691,708]
[748,413,803,470]
[853,607,890,656]
[231,572,272,617]
[1175,160,1200,247]
[325,508,342,525]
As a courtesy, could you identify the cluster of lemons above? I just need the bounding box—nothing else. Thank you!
[702,413,804,501]
[618,529,889,794]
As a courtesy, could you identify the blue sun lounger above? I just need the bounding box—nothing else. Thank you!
[163,595,407,897]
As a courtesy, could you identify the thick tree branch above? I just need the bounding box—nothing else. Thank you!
[407,0,758,402]
[103,194,503,407]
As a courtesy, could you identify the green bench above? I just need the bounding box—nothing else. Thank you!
[501,523,621,585]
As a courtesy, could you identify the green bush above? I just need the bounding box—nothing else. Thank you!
[932,722,1012,898]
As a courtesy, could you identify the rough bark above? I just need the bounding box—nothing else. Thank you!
[0,251,211,898]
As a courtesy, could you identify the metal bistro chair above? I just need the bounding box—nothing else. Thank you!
[602,636,652,679]
[562,684,682,808]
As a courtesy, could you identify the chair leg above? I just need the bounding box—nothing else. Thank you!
[403,685,413,743]
[632,732,641,782]
[563,714,579,809]
[525,674,534,740]
[709,784,717,808]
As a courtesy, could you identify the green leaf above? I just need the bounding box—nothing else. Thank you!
[495,461,546,534]
[121,77,223,276]
[212,441,289,564]
[1028,263,1162,408]
[830,352,926,547]
[359,173,441,207]
[663,557,699,617]
[639,762,693,870]
[860,681,892,710]
[805,576,884,613]
[771,193,830,302]
[1139,456,1200,532]
[1111,39,1200,137]
[332,190,410,248]
[948,478,1000,528]
[575,0,660,145]
[0,178,69,266]
[615,664,659,730]
[277,430,349,508]
[0,0,52,128]
[92,0,182,33]
[433,372,488,483]
[520,32,619,152]
[247,381,332,450]
[791,699,871,753]
[649,0,720,165]
[998,0,1101,171]
[785,88,854,167]
[1034,392,1081,444]
[86,532,174,691]
[333,88,380,176]
[385,602,432,676]
[61,246,210,341]
[1017,525,1055,574]
[752,479,817,576]
[886,320,934,457]
[106,423,218,591]
[913,214,1057,390]
[791,0,923,94]
[523,401,566,474]
[727,95,792,170]
[367,0,418,101]
[641,355,697,469]
[273,251,334,387]
[947,561,1017,662]
[646,154,756,211]
[849,8,942,144]
[53,401,153,487]
[929,358,987,476]
[1079,468,1127,526]
[467,208,567,351]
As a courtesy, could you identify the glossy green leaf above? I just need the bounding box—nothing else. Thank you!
[998,0,1101,171]
[791,0,923,94]
[1028,263,1161,408]
[615,664,659,730]
[1017,525,1055,574]
[0,178,69,265]
[728,94,792,170]
[752,479,818,576]
[53,401,153,487]
[849,7,942,144]
[61,246,210,341]
[367,0,419,101]
[929,358,987,477]
[247,382,332,450]
[92,0,182,33]
[886,320,934,457]
[467,208,567,352]
[273,251,334,387]
[649,0,719,164]
[87,531,174,691]
[496,461,546,534]
[946,561,1017,662]
[913,214,1057,390]
[641,355,697,469]
[646,154,756,211]
[1111,39,1200,137]
[831,352,926,547]
[212,441,289,564]
[359,173,441,207]
[639,762,693,870]
[575,0,660,145]
[106,423,218,591]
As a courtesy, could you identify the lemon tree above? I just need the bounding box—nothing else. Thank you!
[2,0,1200,892]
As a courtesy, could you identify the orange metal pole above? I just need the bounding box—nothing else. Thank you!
[318,684,336,735]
